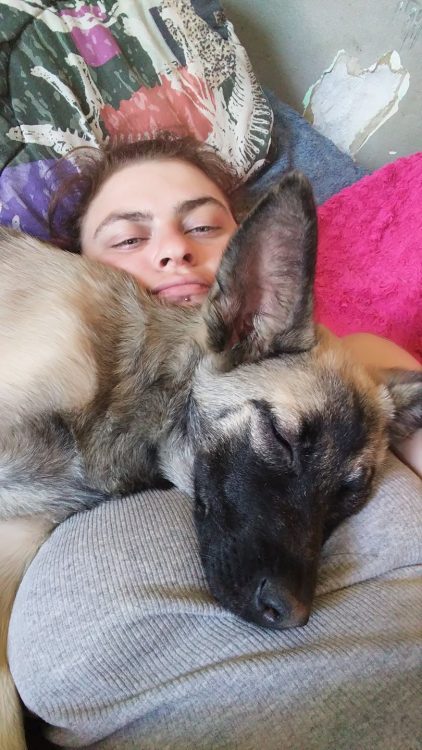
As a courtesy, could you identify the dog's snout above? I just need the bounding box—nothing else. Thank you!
[252,577,310,630]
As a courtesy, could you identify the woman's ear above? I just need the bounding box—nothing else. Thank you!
[202,171,318,367]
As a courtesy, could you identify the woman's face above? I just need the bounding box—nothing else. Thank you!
[81,158,238,305]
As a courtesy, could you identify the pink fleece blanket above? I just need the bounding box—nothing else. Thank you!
[315,152,422,363]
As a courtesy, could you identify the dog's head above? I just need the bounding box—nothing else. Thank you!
[190,172,422,630]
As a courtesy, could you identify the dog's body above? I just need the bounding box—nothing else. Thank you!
[1,173,421,750]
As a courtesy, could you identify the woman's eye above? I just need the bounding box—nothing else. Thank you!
[187,225,219,235]
[111,237,148,249]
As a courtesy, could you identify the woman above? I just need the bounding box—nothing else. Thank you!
[49,135,421,473]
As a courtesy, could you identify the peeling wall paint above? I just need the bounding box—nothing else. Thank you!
[303,50,410,157]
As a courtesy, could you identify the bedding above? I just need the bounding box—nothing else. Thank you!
[0,0,273,238]
[315,152,422,363]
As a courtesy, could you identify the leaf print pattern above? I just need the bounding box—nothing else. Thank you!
[0,0,272,238]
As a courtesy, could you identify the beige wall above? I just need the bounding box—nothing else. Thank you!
[224,0,422,170]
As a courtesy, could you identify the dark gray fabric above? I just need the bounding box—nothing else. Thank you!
[9,454,422,749]
[251,90,368,205]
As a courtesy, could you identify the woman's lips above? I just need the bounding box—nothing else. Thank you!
[155,282,209,300]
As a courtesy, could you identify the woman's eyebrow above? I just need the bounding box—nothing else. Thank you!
[94,210,152,239]
[175,196,229,216]
[93,197,229,239]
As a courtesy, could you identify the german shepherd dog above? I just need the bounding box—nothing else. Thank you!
[1,172,421,750]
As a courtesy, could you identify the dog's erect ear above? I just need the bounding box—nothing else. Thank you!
[203,171,318,365]
[381,369,422,440]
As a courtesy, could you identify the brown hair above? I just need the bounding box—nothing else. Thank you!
[48,133,239,252]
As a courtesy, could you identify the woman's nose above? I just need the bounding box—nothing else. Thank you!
[156,233,195,269]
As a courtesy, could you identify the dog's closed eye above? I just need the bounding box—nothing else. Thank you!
[268,414,295,467]
[250,399,297,468]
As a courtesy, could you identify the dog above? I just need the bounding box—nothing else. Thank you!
[0,171,421,750]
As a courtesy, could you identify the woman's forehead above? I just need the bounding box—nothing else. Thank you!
[103,158,228,202]
[81,157,234,243]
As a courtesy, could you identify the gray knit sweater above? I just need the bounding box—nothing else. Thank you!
[9,453,422,750]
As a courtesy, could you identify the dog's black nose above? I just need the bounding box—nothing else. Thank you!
[252,577,310,630]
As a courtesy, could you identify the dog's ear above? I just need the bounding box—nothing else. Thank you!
[203,171,317,365]
[381,369,422,440]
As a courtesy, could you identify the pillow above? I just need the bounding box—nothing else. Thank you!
[248,89,368,207]
[0,0,273,239]
[315,152,422,363]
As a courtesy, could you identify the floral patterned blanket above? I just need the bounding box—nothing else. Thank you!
[0,0,273,239]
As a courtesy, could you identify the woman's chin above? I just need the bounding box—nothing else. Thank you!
[157,289,209,306]
[169,293,207,306]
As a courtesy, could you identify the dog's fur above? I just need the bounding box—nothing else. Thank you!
[0,172,421,750]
